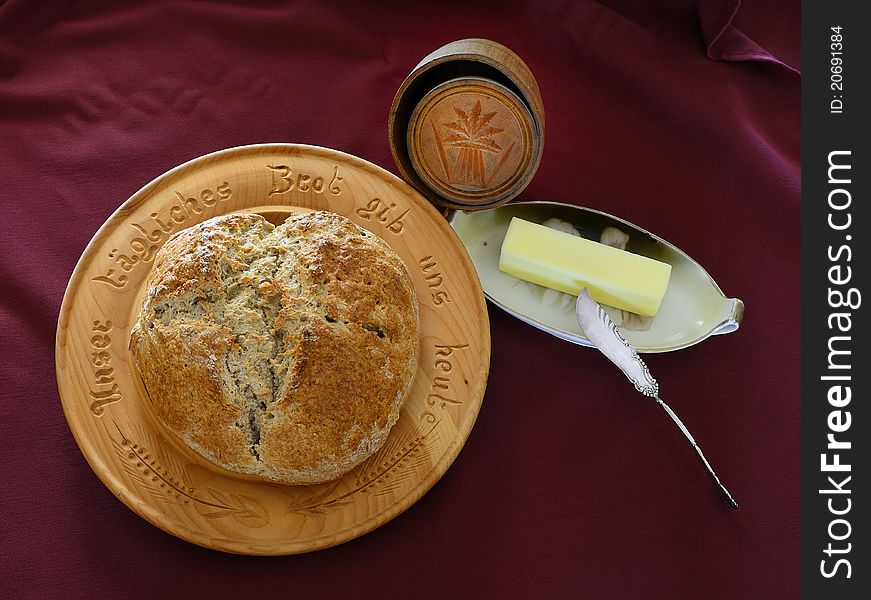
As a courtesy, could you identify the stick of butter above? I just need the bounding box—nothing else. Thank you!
[498,217,671,316]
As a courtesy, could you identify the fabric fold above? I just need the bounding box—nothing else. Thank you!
[699,0,800,74]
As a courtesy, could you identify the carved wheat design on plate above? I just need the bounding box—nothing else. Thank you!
[111,420,197,505]
[287,419,440,515]
[197,488,266,526]
[110,420,267,525]
[358,420,441,497]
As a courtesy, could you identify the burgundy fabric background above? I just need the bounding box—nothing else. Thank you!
[0,1,799,598]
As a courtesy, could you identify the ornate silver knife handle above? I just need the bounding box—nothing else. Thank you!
[575,289,738,509]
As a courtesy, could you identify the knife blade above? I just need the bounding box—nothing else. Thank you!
[575,288,739,509]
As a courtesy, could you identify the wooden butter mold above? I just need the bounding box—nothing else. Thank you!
[389,39,545,211]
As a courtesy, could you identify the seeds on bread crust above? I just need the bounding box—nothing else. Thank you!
[130,211,419,485]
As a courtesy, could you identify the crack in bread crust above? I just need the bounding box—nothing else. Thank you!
[129,212,420,485]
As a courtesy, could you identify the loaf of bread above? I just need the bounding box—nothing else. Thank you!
[129,211,419,485]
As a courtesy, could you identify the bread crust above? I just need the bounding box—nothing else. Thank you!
[129,211,419,485]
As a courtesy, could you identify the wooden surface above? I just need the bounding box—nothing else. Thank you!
[407,77,537,206]
[55,144,490,555]
[389,38,545,210]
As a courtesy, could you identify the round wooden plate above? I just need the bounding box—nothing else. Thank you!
[56,144,490,555]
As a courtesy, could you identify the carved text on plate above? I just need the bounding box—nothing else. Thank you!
[423,343,468,422]
[89,320,121,416]
[92,182,234,289]
[355,197,409,234]
[267,164,343,196]
[418,255,450,306]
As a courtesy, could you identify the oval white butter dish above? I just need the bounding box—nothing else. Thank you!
[449,200,743,353]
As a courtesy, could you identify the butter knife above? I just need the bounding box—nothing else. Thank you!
[575,289,739,509]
